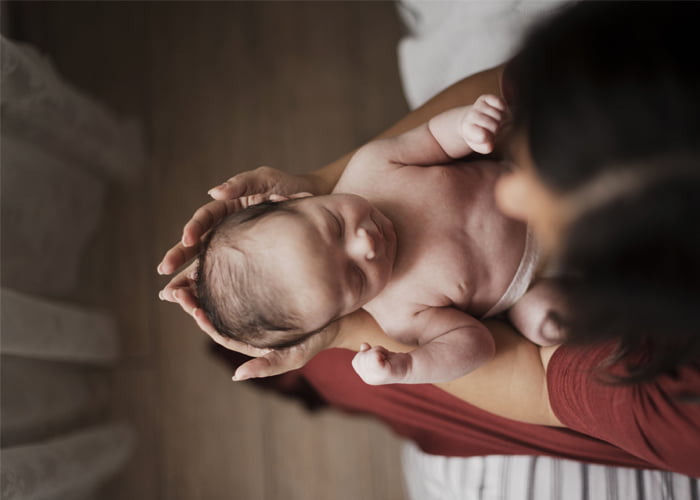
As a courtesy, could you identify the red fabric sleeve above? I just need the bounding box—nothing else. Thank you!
[298,348,671,471]
[547,344,700,477]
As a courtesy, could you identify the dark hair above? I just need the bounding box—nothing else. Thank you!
[508,1,700,382]
[196,200,322,349]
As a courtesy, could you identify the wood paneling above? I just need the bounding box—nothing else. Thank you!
[10,2,409,499]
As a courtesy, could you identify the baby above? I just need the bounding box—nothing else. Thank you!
[196,95,562,385]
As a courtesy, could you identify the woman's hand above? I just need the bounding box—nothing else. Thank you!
[207,165,317,206]
[192,304,340,380]
[161,270,341,379]
[157,166,317,275]
[231,321,341,380]
[156,164,336,378]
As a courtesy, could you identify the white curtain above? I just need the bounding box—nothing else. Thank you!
[1,36,141,500]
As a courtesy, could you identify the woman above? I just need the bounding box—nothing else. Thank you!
[158,1,700,476]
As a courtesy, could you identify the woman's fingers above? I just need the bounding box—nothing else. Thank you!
[208,166,281,200]
[159,262,197,301]
[174,288,199,315]
[233,347,305,380]
[159,197,266,275]
[193,307,271,358]
[158,242,200,275]
[233,323,342,380]
[234,356,275,381]
[208,170,265,200]
[181,199,247,247]
[207,177,250,200]
[208,166,316,203]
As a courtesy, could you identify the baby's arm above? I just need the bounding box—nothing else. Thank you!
[429,94,506,157]
[352,307,495,385]
[508,279,568,347]
[376,95,505,166]
[338,95,506,187]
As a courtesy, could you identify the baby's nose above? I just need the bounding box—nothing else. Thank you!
[350,227,375,261]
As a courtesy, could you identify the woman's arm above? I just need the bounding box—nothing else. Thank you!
[331,310,562,426]
[298,66,505,195]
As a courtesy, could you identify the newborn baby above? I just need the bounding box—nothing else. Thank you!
[197,96,560,385]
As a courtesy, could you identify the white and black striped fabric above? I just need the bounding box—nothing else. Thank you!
[402,441,699,500]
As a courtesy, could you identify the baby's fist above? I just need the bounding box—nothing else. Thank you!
[351,343,410,385]
[462,95,506,155]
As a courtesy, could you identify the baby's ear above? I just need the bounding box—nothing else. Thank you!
[268,192,313,202]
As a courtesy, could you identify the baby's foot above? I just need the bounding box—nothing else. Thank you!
[462,94,506,154]
[351,343,411,385]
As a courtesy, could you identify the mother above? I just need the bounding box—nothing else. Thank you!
[159,1,700,476]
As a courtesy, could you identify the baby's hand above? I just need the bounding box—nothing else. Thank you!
[461,95,506,155]
[351,343,411,385]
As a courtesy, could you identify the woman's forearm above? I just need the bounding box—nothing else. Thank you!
[333,309,562,427]
[302,65,505,194]
[439,320,562,427]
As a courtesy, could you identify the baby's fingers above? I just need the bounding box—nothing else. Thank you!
[475,94,506,115]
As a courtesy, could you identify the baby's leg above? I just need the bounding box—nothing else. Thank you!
[507,279,568,347]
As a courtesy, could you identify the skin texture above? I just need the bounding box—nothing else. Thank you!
[207,95,536,385]
[237,193,398,335]
[494,130,572,259]
[157,65,567,424]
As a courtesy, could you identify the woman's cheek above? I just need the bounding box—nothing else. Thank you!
[495,170,569,257]
[494,171,531,223]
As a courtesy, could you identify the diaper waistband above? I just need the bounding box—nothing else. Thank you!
[483,228,539,318]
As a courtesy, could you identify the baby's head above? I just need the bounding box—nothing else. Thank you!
[196,193,397,348]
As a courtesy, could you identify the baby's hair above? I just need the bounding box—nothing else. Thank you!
[196,200,319,349]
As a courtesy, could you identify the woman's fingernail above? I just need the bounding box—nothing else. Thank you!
[209,183,227,195]
[158,290,165,300]
[172,290,179,300]
[157,264,164,275]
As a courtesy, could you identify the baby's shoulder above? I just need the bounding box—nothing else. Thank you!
[367,279,456,340]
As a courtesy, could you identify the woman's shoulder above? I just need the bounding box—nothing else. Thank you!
[547,343,700,476]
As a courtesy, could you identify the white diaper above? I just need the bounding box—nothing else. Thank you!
[483,228,539,318]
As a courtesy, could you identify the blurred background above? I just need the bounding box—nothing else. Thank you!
[1,2,409,499]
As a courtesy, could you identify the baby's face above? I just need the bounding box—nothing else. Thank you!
[249,193,397,334]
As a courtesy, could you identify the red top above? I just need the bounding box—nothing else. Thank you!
[296,345,700,476]
[547,343,700,476]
